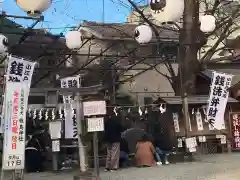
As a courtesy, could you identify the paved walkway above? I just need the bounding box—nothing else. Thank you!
[5,153,240,180]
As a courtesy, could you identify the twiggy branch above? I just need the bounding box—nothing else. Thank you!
[143,62,172,81]
[127,0,177,79]
[200,19,233,62]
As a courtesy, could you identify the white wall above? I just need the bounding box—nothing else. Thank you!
[119,63,178,104]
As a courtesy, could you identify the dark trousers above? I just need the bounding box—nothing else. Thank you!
[25,149,43,173]
[155,147,168,163]
[119,151,128,167]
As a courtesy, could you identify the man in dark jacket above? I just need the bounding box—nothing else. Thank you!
[104,115,123,171]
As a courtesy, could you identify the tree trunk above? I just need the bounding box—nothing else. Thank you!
[170,69,199,96]
[178,0,200,96]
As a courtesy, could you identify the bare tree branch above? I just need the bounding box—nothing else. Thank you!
[126,0,177,79]
[142,62,172,81]
[200,19,233,62]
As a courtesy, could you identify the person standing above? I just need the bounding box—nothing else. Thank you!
[104,114,123,171]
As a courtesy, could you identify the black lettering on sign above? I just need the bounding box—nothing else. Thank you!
[8,76,20,82]
[210,97,220,107]
[25,64,32,70]
[208,107,218,118]
[7,161,14,167]
[16,160,21,166]
[73,127,78,138]
[68,80,73,88]
[72,109,77,138]
[214,75,225,86]
[61,80,67,88]
[72,79,78,87]
[213,86,222,96]
[10,61,24,76]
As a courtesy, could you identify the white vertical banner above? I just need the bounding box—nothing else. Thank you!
[2,83,28,170]
[172,113,180,133]
[0,56,36,133]
[6,56,36,87]
[61,76,80,139]
[195,109,203,131]
[188,116,192,131]
[206,72,232,130]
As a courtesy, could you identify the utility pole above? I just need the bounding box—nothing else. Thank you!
[179,0,200,156]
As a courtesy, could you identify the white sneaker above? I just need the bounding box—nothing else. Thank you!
[157,162,162,165]
[165,161,170,165]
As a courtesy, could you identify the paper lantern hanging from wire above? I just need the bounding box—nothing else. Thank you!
[149,0,184,23]
[0,34,8,54]
[15,0,52,16]
[134,25,153,44]
[65,30,83,49]
[200,15,216,33]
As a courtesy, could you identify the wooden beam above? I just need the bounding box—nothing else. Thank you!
[0,84,104,96]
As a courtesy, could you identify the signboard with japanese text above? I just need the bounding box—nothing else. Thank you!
[2,83,28,170]
[52,140,60,152]
[83,101,106,116]
[60,76,81,89]
[87,117,104,132]
[6,56,36,87]
[206,72,232,130]
[195,110,204,131]
[64,108,78,139]
[172,113,180,133]
[0,56,36,133]
[230,113,240,149]
[60,76,80,139]
[49,121,62,139]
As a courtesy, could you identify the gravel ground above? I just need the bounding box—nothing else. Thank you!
[4,153,240,180]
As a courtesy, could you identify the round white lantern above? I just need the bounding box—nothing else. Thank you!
[0,34,8,54]
[150,0,184,23]
[65,31,83,49]
[134,25,152,44]
[200,15,216,33]
[16,0,52,16]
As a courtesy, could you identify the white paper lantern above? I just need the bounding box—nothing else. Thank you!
[150,0,184,23]
[65,30,83,49]
[200,15,216,33]
[16,0,52,16]
[134,25,152,44]
[0,34,8,54]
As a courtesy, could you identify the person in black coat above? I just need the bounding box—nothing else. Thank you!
[25,135,44,172]
[104,115,123,171]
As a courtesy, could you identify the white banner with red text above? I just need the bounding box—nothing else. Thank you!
[0,56,36,133]
[2,83,29,170]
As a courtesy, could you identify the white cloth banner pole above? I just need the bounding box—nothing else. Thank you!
[196,110,204,131]
[61,76,80,139]
[0,56,36,133]
[173,113,180,133]
[206,72,233,130]
[2,83,29,170]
